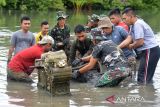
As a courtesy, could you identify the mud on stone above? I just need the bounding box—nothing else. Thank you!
[34,50,72,96]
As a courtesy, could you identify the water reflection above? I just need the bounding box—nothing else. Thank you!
[5,81,34,107]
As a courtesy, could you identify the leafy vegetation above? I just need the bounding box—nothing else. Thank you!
[2,0,64,11]
[0,0,160,11]
[68,0,103,12]
[0,0,6,7]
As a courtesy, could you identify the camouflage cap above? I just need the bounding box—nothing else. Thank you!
[56,11,68,20]
[99,14,107,19]
[88,14,100,22]
[90,28,103,40]
[98,17,113,28]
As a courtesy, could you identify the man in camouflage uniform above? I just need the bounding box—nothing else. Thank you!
[72,28,131,87]
[85,14,100,33]
[69,25,93,65]
[50,11,70,59]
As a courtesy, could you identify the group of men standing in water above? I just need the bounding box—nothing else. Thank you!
[7,7,160,86]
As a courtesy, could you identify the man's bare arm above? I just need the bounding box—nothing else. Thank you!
[7,46,14,61]
[79,57,98,73]
[118,35,133,49]
[128,38,144,49]
[81,55,91,62]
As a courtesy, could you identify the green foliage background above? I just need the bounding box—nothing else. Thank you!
[0,0,160,11]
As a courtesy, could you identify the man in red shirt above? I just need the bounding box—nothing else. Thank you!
[7,36,54,82]
[109,8,129,32]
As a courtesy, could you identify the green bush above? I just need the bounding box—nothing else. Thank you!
[2,0,160,11]
[3,0,65,11]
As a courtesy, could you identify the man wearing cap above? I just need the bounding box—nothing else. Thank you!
[98,17,136,72]
[7,36,54,82]
[50,11,70,59]
[69,24,93,66]
[72,28,131,86]
[85,14,100,32]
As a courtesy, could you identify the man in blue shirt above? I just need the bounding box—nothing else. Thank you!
[122,8,160,84]
[98,17,136,72]
[98,17,135,58]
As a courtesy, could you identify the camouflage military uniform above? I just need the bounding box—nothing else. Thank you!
[85,14,100,32]
[69,38,93,64]
[92,41,128,69]
[50,11,70,60]
[50,24,70,58]
[91,40,131,87]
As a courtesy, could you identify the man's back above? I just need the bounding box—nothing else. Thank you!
[92,40,128,69]
[8,45,44,74]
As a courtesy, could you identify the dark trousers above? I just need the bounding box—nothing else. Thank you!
[137,46,160,84]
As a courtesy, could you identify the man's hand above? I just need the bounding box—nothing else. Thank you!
[72,58,82,66]
[72,70,81,79]
[128,44,134,50]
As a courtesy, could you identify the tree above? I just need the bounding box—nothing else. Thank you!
[0,0,6,7]
[85,0,103,11]
[68,0,103,12]
[4,0,18,9]
[49,0,65,10]
[69,0,86,12]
